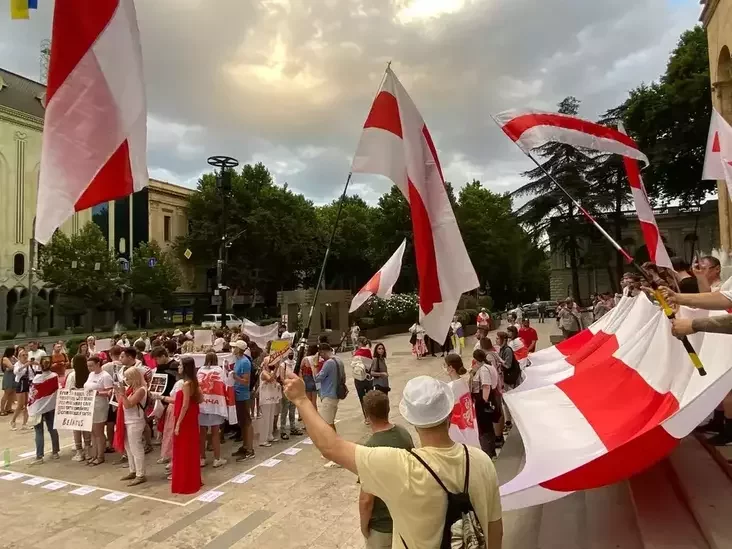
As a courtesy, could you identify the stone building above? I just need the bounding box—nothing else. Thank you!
[549,201,719,302]
[702,0,732,250]
[0,68,204,333]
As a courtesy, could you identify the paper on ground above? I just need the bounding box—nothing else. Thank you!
[70,486,97,496]
[101,492,129,502]
[42,481,67,491]
[22,476,46,486]
[282,448,301,456]
[197,490,224,503]
[231,473,255,484]
[259,458,281,467]
[0,472,24,481]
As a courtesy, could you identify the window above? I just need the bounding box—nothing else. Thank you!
[13,253,25,276]
[164,215,171,242]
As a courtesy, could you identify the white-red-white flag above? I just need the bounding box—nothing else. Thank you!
[36,0,148,244]
[351,69,479,341]
[494,109,649,166]
[618,122,672,269]
[28,372,59,417]
[349,239,406,313]
[702,107,732,181]
[721,159,732,199]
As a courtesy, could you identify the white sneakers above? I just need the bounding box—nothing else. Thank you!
[72,450,85,462]
[212,458,227,468]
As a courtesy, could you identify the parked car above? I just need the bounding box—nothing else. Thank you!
[522,301,559,319]
[201,313,244,329]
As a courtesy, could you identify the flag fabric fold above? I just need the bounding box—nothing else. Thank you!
[617,122,672,269]
[352,68,478,342]
[500,293,729,511]
[28,372,60,417]
[702,106,732,181]
[10,0,29,19]
[36,0,148,244]
[494,109,649,166]
[349,239,407,313]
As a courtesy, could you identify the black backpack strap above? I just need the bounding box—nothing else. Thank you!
[407,448,451,494]
[462,443,470,493]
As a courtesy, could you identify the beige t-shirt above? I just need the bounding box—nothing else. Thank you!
[355,443,502,548]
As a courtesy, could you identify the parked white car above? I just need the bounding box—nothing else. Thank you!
[201,313,244,329]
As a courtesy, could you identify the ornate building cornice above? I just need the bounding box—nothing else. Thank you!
[0,105,43,132]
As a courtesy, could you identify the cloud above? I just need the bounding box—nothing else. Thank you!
[0,0,701,201]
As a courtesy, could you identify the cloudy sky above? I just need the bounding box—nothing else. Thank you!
[1,0,701,204]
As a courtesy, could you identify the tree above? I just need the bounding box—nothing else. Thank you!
[15,295,50,332]
[512,97,600,303]
[38,223,123,324]
[180,163,322,304]
[621,26,711,204]
[128,241,182,317]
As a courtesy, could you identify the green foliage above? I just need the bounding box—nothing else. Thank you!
[72,326,86,335]
[620,27,711,204]
[128,241,182,308]
[47,328,62,337]
[365,293,419,326]
[38,222,122,311]
[0,332,16,341]
[66,336,86,355]
[14,295,50,319]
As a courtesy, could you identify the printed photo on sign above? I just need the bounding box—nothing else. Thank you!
[54,389,96,431]
[149,373,170,396]
[268,340,290,364]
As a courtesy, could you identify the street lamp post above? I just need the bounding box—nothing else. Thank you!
[207,155,239,330]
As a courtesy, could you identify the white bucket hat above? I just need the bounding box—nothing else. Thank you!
[399,376,454,428]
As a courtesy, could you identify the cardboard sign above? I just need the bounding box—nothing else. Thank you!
[53,389,96,431]
[268,340,291,365]
[194,329,213,350]
[148,373,169,396]
[95,338,113,352]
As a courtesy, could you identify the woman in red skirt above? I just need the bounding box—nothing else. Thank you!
[171,357,203,494]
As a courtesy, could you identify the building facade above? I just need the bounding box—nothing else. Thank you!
[549,201,719,302]
[702,0,732,250]
[0,68,203,333]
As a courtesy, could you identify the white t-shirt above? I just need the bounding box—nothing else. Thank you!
[470,363,497,393]
[28,349,47,362]
[213,337,226,352]
[84,370,114,394]
[350,326,360,338]
[116,338,130,348]
[123,387,148,424]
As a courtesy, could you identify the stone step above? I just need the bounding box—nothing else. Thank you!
[628,459,710,549]
[668,437,732,549]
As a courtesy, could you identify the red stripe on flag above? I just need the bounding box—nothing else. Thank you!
[31,376,59,400]
[362,270,382,295]
[640,222,660,263]
[557,355,679,451]
[622,157,642,190]
[540,424,679,491]
[46,0,119,101]
[422,126,445,184]
[408,178,441,314]
[713,131,721,153]
[363,91,403,139]
[555,328,593,356]
[74,140,134,211]
[565,332,616,370]
[502,113,639,151]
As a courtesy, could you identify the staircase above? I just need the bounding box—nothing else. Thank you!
[497,434,732,548]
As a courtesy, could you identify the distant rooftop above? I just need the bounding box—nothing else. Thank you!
[0,68,46,120]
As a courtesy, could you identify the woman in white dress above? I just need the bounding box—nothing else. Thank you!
[408,322,427,359]
[84,355,114,465]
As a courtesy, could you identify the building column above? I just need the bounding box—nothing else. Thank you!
[0,288,7,332]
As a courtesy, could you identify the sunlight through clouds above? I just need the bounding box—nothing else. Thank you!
[396,0,470,24]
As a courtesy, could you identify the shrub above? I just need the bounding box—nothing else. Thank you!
[0,331,16,341]
[359,317,376,329]
[65,337,87,356]
[477,296,494,311]
[47,328,62,337]
[72,326,86,335]
[365,293,419,326]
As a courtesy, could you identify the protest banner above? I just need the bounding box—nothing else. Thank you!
[54,389,96,431]
[149,373,170,396]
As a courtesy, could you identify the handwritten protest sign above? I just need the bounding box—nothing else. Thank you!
[148,373,169,396]
[53,389,95,431]
[268,340,291,364]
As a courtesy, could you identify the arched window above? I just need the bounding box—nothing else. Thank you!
[13,253,25,276]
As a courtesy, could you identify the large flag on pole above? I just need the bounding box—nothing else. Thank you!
[36,0,148,244]
[702,107,732,201]
[618,122,672,269]
[349,239,406,313]
[352,68,478,341]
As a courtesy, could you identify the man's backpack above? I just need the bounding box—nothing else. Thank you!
[502,349,521,386]
[333,357,349,400]
[402,444,486,549]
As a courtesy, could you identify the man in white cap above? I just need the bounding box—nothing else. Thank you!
[283,374,503,548]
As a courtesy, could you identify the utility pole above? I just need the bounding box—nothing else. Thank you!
[207,155,239,330]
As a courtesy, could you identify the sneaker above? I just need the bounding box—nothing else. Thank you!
[128,476,147,487]
[505,421,513,430]
[290,428,303,436]
[200,458,207,467]
[495,436,505,449]
[10,422,17,431]
[156,457,170,465]
[235,450,255,462]
[259,442,272,448]
[120,472,136,481]
[144,445,153,455]
[281,433,290,440]
[30,457,43,465]
[165,462,172,472]
[213,458,227,468]
[51,453,60,460]
[114,455,128,465]
[72,451,84,462]
[231,446,246,457]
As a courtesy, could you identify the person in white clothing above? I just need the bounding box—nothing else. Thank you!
[115,367,149,486]
[86,336,97,356]
[469,349,499,459]
[350,323,361,349]
[116,333,131,348]
[133,332,151,352]
[84,356,114,465]
[27,341,47,365]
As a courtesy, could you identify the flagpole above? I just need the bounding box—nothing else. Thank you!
[491,115,706,376]
[294,62,392,374]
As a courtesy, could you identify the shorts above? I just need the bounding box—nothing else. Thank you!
[235,400,251,427]
[199,413,225,427]
[320,397,339,425]
[15,377,30,394]
[303,374,316,393]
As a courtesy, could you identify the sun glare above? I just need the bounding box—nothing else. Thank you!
[396,0,467,24]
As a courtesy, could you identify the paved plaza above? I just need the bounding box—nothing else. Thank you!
[0,319,559,549]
